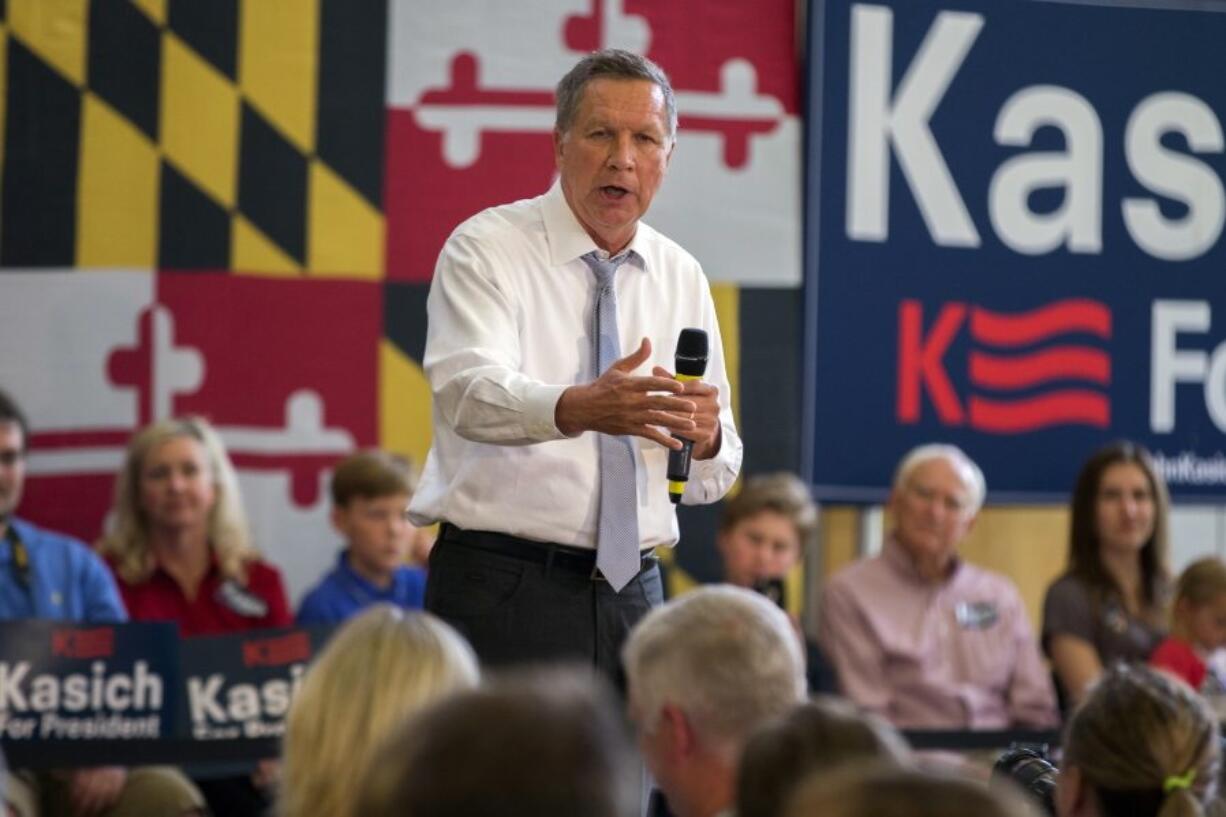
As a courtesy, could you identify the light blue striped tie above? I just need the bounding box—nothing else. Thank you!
[583,251,641,592]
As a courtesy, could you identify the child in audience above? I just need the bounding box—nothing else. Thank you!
[1056,664,1219,817]
[717,472,816,594]
[297,450,427,625]
[716,472,837,693]
[1150,557,1226,694]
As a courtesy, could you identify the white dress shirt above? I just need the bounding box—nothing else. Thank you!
[408,182,743,550]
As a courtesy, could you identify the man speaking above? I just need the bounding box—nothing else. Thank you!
[408,49,742,678]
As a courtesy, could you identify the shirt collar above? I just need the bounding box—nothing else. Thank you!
[338,549,399,597]
[541,181,649,271]
[7,516,31,544]
[152,547,221,582]
[882,534,963,587]
[1,517,25,563]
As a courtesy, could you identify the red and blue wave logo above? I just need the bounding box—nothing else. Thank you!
[897,298,1111,433]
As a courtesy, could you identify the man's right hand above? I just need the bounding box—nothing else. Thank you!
[555,337,696,449]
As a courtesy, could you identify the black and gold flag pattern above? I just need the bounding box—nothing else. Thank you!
[0,0,386,277]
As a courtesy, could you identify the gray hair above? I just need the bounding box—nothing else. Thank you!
[555,49,677,139]
[622,585,806,757]
[892,443,986,515]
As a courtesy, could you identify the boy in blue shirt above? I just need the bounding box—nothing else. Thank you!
[296,451,427,624]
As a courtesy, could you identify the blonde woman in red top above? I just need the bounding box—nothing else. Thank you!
[99,416,290,634]
[98,415,291,817]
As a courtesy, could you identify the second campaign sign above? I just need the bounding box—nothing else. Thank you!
[805,0,1226,502]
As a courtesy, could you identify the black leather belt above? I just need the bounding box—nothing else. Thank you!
[439,523,656,581]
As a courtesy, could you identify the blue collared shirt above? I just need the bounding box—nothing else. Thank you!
[0,517,127,622]
[295,549,426,625]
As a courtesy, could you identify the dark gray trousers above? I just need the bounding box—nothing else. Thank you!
[424,533,664,684]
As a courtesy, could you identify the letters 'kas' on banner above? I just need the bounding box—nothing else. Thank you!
[806,0,1226,502]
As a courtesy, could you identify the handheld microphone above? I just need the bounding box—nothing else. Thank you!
[667,328,708,504]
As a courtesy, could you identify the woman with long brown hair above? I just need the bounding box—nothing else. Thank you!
[1042,441,1172,707]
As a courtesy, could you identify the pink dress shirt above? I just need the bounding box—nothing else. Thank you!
[819,537,1058,729]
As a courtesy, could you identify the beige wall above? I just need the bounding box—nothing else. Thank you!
[815,505,1070,632]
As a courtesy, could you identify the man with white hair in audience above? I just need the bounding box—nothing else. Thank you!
[622,585,806,817]
[819,443,1057,730]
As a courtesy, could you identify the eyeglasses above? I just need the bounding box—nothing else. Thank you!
[0,450,24,468]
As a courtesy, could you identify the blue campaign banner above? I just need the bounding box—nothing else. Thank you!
[178,626,333,742]
[805,0,1226,502]
[0,621,178,742]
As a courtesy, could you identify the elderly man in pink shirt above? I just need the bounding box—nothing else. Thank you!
[819,444,1058,730]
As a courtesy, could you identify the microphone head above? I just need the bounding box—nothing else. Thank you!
[674,328,708,377]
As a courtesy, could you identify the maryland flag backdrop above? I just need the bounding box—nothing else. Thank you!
[0,0,803,601]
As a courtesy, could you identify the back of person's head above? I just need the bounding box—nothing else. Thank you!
[622,584,806,758]
[737,697,911,817]
[0,387,28,443]
[279,605,479,817]
[1064,664,1219,817]
[1174,557,1226,612]
[785,763,1035,817]
[357,666,638,817]
[330,449,416,507]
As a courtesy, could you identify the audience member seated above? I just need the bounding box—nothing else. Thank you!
[784,764,1034,817]
[98,416,291,635]
[97,416,290,817]
[622,585,807,817]
[717,472,836,693]
[356,667,638,817]
[819,443,1057,729]
[1151,557,1226,697]
[1043,441,1171,708]
[0,389,204,817]
[736,697,910,817]
[296,450,428,625]
[279,604,478,817]
[1056,664,1219,817]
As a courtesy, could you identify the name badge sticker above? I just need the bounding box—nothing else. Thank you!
[215,581,269,619]
[955,601,999,630]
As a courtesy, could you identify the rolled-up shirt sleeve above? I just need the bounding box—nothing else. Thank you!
[425,232,570,446]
